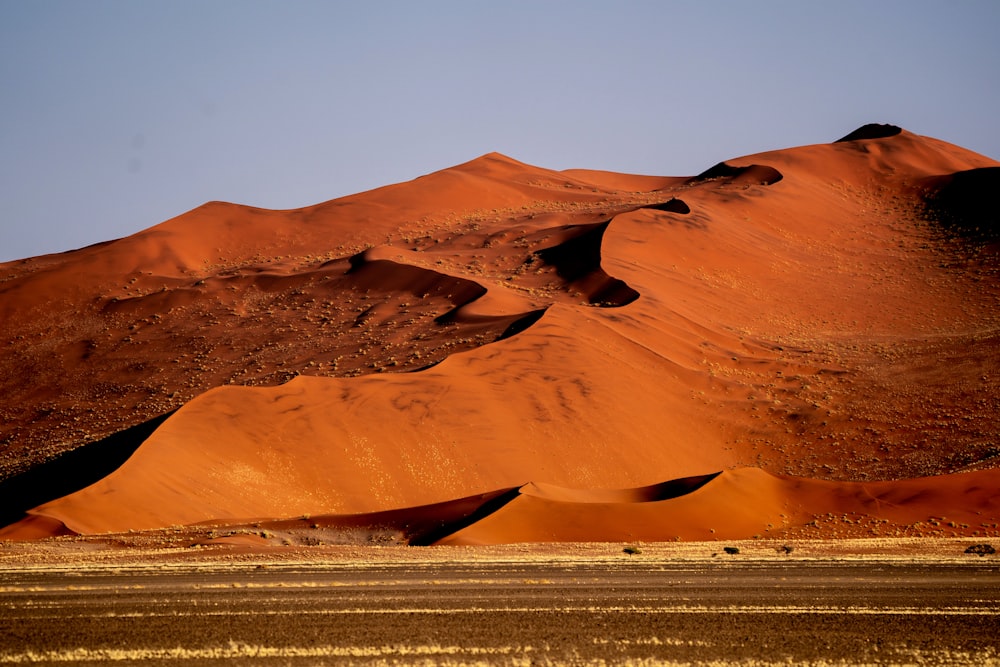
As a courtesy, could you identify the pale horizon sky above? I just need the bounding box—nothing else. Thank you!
[2,1,999,262]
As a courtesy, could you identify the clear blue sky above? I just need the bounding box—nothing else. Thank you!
[2,0,998,262]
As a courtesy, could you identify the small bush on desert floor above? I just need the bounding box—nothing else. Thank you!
[964,543,995,556]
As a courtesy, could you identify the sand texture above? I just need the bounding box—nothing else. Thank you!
[1,124,998,545]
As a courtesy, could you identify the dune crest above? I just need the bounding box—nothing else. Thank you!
[2,124,1000,544]
[520,474,720,504]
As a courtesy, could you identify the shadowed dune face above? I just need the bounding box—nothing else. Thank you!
[921,167,1000,246]
[2,126,1000,543]
[835,123,903,142]
[533,222,640,306]
[0,413,172,529]
[688,162,784,186]
[641,198,691,214]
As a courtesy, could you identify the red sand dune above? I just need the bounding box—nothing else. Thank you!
[1,124,999,544]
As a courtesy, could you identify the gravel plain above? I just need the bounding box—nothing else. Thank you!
[1,539,998,666]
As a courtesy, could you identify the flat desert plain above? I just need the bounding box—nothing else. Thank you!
[2,539,999,666]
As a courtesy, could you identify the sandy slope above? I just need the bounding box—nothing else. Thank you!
[436,468,1000,544]
[1,124,998,544]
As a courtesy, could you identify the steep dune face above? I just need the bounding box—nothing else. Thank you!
[2,127,999,542]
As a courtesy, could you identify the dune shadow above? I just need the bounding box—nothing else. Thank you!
[638,198,709,230]
[922,167,1000,245]
[835,123,902,142]
[642,198,691,214]
[407,486,525,546]
[497,308,547,340]
[534,221,640,307]
[689,162,783,186]
[0,412,173,530]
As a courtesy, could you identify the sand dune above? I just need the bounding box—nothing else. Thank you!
[436,467,1000,545]
[8,466,995,545]
[1,125,999,545]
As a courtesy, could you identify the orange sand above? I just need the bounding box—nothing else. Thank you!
[1,125,998,544]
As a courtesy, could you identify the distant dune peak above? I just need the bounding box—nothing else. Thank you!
[835,123,903,142]
[476,150,520,162]
[452,151,532,173]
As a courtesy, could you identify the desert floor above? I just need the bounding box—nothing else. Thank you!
[2,539,998,666]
